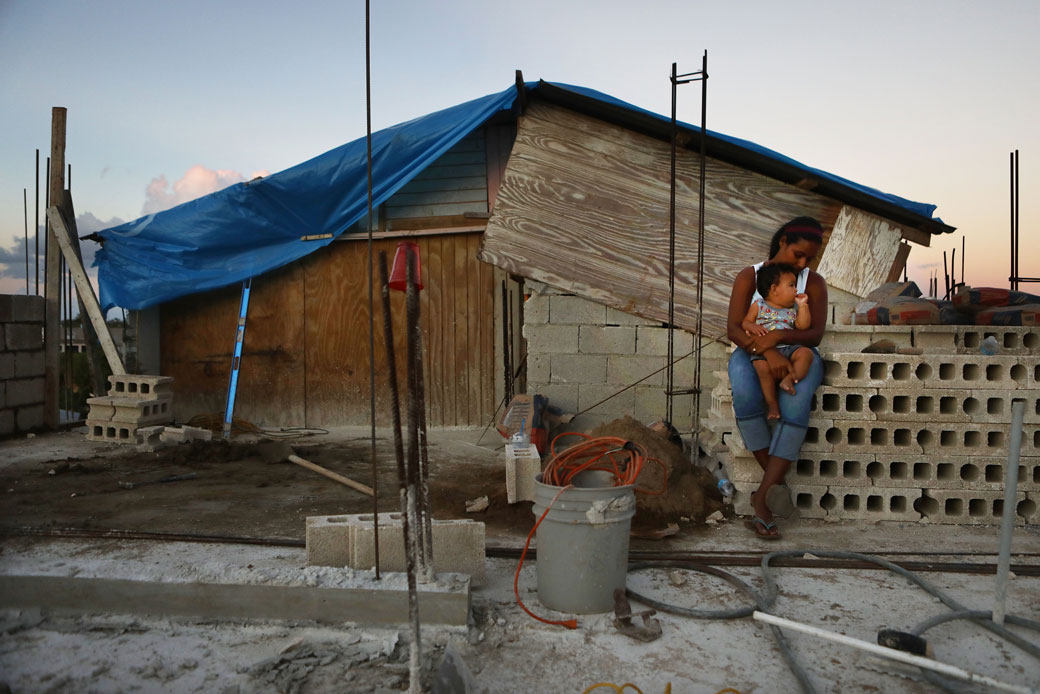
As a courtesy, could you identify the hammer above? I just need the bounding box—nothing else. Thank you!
[257,441,374,497]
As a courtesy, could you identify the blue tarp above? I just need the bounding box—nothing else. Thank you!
[96,81,945,310]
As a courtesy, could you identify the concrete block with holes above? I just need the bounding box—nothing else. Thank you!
[822,353,1037,390]
[505,443,541,503]
[107,374,174,399]
[919,489,1030,526]
[810,386,881,421]
[817,485,921,522]
[790,454,876,488]
[306,513,486,585]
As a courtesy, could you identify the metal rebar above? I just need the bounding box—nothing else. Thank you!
[411,248,434,575]
[378,250,406,555]
[402,244,424,694]
[994,399,1025,625]
[691,49,708,464]
[23,189,29,295]
[666,62,678,424]
[1013,150,1019,291]
[35,149,40,295]
[961,235,965,287]
[364,0,380,581]
[405,246,431,583]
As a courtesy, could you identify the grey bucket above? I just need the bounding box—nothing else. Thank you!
[532,470,636,614]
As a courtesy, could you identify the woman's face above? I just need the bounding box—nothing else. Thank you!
[773,237,821,271]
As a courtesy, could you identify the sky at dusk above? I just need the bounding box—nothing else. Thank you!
[0,0,1037,302]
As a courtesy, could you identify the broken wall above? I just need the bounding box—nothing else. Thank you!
[0,295,45,435]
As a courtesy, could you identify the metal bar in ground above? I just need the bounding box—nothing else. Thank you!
[993,399,1025,624]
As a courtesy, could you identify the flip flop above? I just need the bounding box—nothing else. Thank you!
[745,516,782,541]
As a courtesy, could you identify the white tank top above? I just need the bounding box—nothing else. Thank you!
[751,261,809,305]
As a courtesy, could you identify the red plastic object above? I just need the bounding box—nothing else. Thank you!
[389,240,423,292]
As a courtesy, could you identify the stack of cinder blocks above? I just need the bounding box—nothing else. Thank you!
[305,513,486,585]
[523,280,729,425]
[0,295,45,435]
[505,442,541,503]
[707,325,1040,525]
[86,374,174,443]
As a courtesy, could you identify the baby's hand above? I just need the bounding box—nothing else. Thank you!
[743,323,769,337]
[794,293,809,306]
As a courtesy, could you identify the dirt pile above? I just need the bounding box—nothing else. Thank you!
[588,415,723,526]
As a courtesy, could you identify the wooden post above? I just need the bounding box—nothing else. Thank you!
[47,207,125,376]
[44,107,67,429]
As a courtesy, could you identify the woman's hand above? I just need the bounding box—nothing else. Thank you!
[744,329,782,355]
[763,348,793,381]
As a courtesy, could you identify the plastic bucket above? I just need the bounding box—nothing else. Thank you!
[532,470,635,614]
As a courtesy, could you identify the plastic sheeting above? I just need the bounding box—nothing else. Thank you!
[96,80,945,310]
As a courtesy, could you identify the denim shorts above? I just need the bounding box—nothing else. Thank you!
[748,344,804,362]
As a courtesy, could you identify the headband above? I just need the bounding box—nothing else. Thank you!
[784,225,823,237]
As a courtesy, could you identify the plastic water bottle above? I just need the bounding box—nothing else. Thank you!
[717,478,735,498]
[980,336,1000,356]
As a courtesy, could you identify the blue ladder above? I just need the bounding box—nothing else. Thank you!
[223,278,252,440]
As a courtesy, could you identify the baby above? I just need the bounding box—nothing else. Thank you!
[741,263,812,419]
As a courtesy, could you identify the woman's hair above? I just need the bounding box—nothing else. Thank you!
[757,262,798,299]
[768,216,823,259]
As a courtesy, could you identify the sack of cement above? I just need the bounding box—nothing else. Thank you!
[975,303,1040,326]
[952,286,1040,312]
[864,281,922,303]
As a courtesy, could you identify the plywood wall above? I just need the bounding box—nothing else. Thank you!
[479,101,848,339]
[161,232,496,428]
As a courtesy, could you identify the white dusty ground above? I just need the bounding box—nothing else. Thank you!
[2,526,1038,694]
[2,427,1039,693]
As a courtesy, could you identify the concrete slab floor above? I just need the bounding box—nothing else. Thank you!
[1,533,1038,693]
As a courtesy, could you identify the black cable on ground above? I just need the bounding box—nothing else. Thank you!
[626,549,1040,694]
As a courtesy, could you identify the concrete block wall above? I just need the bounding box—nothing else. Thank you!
[0,295,46,436]
[705,324,1040,525]
[523,280,729,430]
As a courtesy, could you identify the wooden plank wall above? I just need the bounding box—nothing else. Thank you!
[385,131,488,220]
[161,232,495,428]
[815,205,906,298]
[479,101,850,339]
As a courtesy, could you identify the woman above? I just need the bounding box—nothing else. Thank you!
[726,216,828,539]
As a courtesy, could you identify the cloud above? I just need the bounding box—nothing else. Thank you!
[0,212,124,289]
[141,165,271,215]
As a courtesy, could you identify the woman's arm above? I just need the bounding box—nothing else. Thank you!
[746,271,828,351]
[727,267,759,348]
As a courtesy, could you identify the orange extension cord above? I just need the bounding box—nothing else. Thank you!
[514,433,668,629]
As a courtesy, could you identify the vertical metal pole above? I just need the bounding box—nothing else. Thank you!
[35,149,40,296]
[501,280,512,404]
[960,235,965,288]
[993,399,1025,625]
[403,246,424,694]
[364,0,380,580]
[23,189,29,295]
[1013,150,1019,291]
[692,50,708,463]
[666,63,677,425]
[1009,152,1015,291]
[413,257,434,575]
[378,251,405,573]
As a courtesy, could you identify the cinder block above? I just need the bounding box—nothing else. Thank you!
[635,326,693,356]
[107,374,174,398]
[13,351,45,378]
[0,408,13,435]
[917,423,1020,456]
[550,354,606,384]
[524,294,549,325]
[307,514,486,585]
[579,326,636,355]
[505,443,541,503]
[0,353,13,380]
[550,295,606,325]
[577,382,635,416]
[822,353,1037,390]
[15,405,44,431]
[527,353,550,383]
[791,454,875,487]
[4,378,44,408]
[4,323,43,351]
[0,295,45,322]
[160,425,212,444]
[950,327,1040,356]
[1024,492,1040,523]
[633,386,671,425]
[607,355,666,386]
[811,420,923,455]
[85,420,136,443]
[135,425,166,451]
[819,325,914,354]
[534,384,578,413]
[523,324,578,354]
[799,419,836,453]
[810,387,880,421]
[873,455,1040,491]
[812,485,921,522]
[605,307,659,327]
[919,489,1027,525]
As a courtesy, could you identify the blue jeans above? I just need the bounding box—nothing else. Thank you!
[728,346,822,461]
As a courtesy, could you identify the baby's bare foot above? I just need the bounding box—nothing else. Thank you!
[779,375,797,395]
[767,405,781,420]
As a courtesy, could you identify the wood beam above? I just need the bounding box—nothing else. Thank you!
[47,206,125,376]
[900,225,932,247]
[44,108,66,429]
